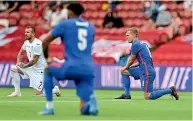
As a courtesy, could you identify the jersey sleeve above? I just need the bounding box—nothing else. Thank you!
[33,43,42,55]
[21,41,26,50]
[131,42,141,55]
[51,22,64,38]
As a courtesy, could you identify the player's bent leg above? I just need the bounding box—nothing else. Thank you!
[75,76,98,116]
[142,75,178,100]
[7,66,23,97]
[39,67,55,115]
[115,67,140,99]
[148,86,179,100]
[114,73,131,99]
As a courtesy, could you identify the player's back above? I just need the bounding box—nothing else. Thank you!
[51,17,95,76]
[61,18,94,62]
[132,40,155,75]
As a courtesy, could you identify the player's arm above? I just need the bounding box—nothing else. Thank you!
[16,48,25,66]
[130,62,139,68]
[121,43,140,73]
[42,32,55,50]
[124,54,136,69]
[22,55,40,68]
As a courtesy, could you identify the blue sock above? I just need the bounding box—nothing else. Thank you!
[44,71,54,102]
[122,74,130,96]
[149,89,172,100]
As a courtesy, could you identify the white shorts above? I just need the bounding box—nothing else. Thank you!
[18,66,44,91]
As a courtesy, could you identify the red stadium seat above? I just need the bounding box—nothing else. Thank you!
[8,18,17,26]
[9,12,20,21]
[19,11,33,19]
[118,11,128,19]
[19,4,32,11]
[98,11,106,18]
[0,12,9,19]
[176,4,184,11]
[167,3,177,11]
[90,12,99,19]
[19,18,28,26]
[124,19,134,27]
[116,4,123,11]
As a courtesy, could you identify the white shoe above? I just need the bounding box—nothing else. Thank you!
[7,92,21,97]
[53,86,61,97]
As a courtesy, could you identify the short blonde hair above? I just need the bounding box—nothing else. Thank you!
[126,28,138,37]
[26,26,35,33]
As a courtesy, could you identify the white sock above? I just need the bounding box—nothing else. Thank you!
[11,71,21,93]
[46,101,53,109]
[52,88,57,94]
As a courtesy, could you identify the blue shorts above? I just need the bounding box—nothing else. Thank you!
[127,67,140,80]
[140,73,156,93]
[48,62,94,101]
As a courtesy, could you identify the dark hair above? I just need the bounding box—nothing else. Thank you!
[26,26,35,33]
[67,3,84,16]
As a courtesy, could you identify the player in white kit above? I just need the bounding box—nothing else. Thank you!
[8,26,60,97]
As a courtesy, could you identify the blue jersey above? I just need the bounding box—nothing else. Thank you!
[131,39,155,75]
[51,17,95,64]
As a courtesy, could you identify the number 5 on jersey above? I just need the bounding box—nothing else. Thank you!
[78,28,87,51]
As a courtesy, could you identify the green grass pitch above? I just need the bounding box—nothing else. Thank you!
[0,88,192,120]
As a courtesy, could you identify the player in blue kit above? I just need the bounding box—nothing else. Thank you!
[114,52,140,99]
[114,41,154,99]
[39,3,98,115]
[121,28,179,100]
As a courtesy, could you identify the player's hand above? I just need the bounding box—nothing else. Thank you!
[121,66,127,73]
[16,62,24,67]
[19,63,25,68]
[46,58,54,64]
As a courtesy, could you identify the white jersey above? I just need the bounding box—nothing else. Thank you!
[22,38,47,70]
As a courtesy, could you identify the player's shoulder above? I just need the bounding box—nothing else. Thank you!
[23,40,29,45]
[132,39,141,48]
[34,38,42,45]
[80,18,95,28]
[60,18,78,25]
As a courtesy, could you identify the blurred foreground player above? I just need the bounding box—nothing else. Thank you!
[8,26,60,97]
[121,28,179,100]
[40,3,98,115]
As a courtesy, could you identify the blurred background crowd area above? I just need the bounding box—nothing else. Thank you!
[0,0,192,66]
